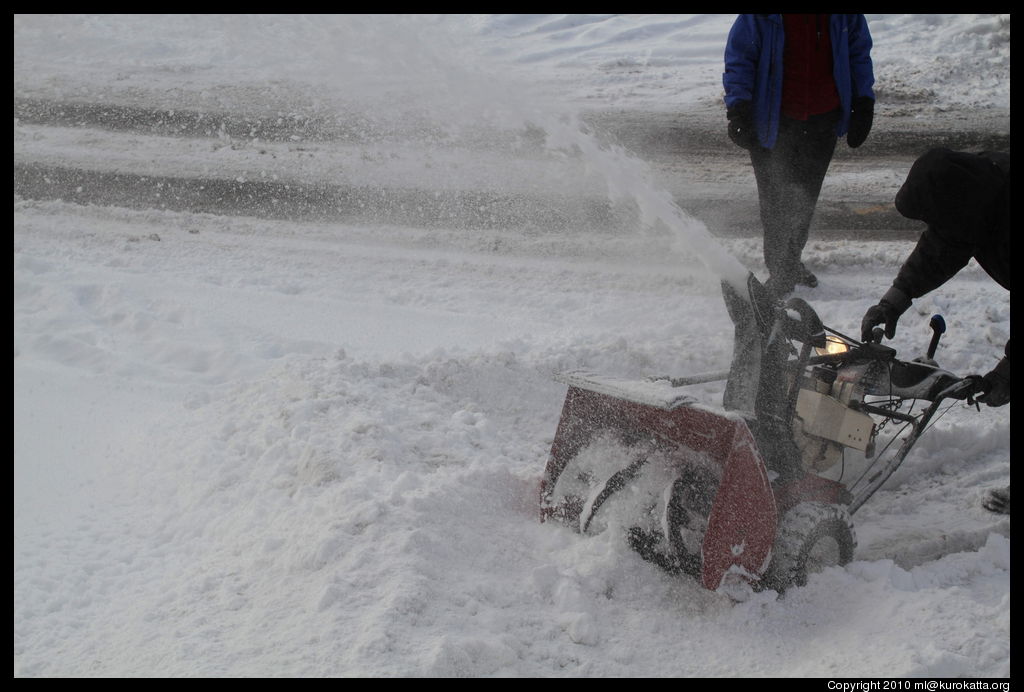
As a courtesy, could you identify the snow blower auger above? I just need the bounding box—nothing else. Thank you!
[539,274,982,595]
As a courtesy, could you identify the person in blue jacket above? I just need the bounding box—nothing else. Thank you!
[724,14,875,297]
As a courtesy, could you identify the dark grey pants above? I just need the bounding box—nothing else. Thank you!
[749,112,838,290]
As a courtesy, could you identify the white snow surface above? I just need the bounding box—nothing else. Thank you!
[14,15,1011,678]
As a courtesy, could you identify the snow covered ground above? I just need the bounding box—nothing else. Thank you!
[14,15,1011,678]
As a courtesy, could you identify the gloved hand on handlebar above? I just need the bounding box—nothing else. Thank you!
[976,356,1010,407]
[861,287,912,342]
[947,375,985,401]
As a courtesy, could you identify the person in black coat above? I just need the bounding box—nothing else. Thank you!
[861,147,1010,513]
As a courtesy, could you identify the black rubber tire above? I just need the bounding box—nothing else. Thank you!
[765,502,856,592]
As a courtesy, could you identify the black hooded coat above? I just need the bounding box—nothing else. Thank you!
[892,148,1010,299]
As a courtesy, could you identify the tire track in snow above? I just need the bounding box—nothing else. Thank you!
[13,161,924,239]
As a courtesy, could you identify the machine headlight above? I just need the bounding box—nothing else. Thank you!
[816,335,850,356]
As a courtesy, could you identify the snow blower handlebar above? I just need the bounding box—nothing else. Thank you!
[847,373,980,514]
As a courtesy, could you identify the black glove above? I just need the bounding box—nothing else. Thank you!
[976,356,1010,407]
[847,96,874,148]
[860,286,911,342]
[727,101,756,150]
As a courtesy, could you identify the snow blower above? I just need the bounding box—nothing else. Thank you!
[540,274,980,594]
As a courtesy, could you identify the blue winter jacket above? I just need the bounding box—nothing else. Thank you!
[723,14,875,149]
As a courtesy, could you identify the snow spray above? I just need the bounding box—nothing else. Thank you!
[204,15,753,293]
[535,114,751,293]
[367,15,755,294]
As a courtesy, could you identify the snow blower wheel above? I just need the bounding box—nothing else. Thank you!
[766,502,856,592]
